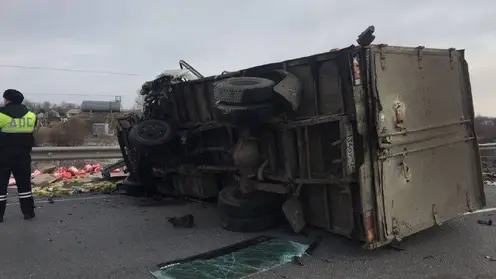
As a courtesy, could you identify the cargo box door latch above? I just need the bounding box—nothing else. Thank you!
[393,101,406,132]
[378,44,388,70]
[432,204,442,225]
[448,48,456,69]
[416,46,425,69]
[400,154,411,182]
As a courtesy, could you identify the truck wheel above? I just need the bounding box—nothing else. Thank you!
[218,186,283,218]
[214,102,273,124]
[220,212,279,232]
[119,175,146,197]
[213,77,275,105]
[128,119,174,150]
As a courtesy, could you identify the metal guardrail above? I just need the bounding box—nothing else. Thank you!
[480,143,496,159]
[27,143,496,162]
[31,146,122,161]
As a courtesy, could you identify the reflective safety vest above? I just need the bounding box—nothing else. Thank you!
[0,111,37,133]
[0,104,37,148]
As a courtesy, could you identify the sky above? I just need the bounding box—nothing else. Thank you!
[0,0,495,115]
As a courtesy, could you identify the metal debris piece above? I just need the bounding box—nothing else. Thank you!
[478,219,493,226]
[389,244,407,251]
[485,256,496,261]
[293,256,304,266]
[305,236,323,256]
[167,214,195,228]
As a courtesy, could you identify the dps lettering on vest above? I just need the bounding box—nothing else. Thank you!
[8,117,35,130]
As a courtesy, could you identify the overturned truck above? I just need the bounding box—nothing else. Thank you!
[115,27,485,249]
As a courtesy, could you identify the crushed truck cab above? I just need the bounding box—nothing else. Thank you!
[115,28,485,249]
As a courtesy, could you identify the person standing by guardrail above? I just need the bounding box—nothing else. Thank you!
[0,89,37,222]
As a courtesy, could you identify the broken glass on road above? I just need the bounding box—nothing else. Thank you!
[151,236,309,279]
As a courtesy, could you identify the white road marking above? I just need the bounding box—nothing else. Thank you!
[463,207,496,215]
[6,195,114,206]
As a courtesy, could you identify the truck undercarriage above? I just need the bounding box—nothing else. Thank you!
[116,48,363,236]
[114,27,485,249]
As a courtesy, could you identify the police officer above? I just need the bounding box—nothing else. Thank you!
[0,89,37,222]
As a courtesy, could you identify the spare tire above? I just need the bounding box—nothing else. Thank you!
[218,186,284,218]
[213,77,275,105]
[215,102,273,124]
[128,119,174,150]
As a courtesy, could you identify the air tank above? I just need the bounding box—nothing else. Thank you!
[81,101,122,113]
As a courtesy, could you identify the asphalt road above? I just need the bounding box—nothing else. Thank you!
[1,186,496,279]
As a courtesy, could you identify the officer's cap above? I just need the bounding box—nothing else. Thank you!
[3,89,24,104]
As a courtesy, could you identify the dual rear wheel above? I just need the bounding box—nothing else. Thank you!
[217,186,285,232]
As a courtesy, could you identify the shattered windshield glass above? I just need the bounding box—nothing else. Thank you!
[151,238,309,279]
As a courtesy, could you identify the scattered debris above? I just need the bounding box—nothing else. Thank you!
[423,255,435,260]
[291,236,322,267]
[48,197,54,204]
[389,244,407,251]
[485,256,496,261]
[321,258,333,264]
[32,174,60,187]
[483,172,496,179]
[12,161,128,197]
[167,214,195,228]
[483,172,496,186]
[293,256,304,266]
[9,162,128,193]
[305,236,323,255]
[37,163,57,174]
[32,179,119,197]
[478,219,493,226]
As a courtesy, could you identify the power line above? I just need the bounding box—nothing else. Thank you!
[26,93,126,97]
[0,64,141,76]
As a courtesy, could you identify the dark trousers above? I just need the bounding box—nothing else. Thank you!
[0,149,34,218]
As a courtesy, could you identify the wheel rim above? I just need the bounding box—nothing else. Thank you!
[229,79,259,86]
[138,123,166,140]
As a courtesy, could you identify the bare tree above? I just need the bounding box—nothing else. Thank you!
[131,93,144,112]
[23,100,80,115]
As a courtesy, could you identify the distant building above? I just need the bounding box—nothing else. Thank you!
[66,108,82,118]
[45,110,61,121]
[483,120,495,126]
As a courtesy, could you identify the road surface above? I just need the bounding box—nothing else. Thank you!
[1,186,496,279]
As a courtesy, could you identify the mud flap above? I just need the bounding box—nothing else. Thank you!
[282,197,306,233]
[272,70,302,111]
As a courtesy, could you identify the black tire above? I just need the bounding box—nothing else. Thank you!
[119,175,146,197]
[215,102,273,124]
[213,77,275,105]
[218,186,283,218]
[219,212,279,232]
[128,120,174,150]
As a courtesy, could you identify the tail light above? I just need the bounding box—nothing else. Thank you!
[365,213,376,242]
